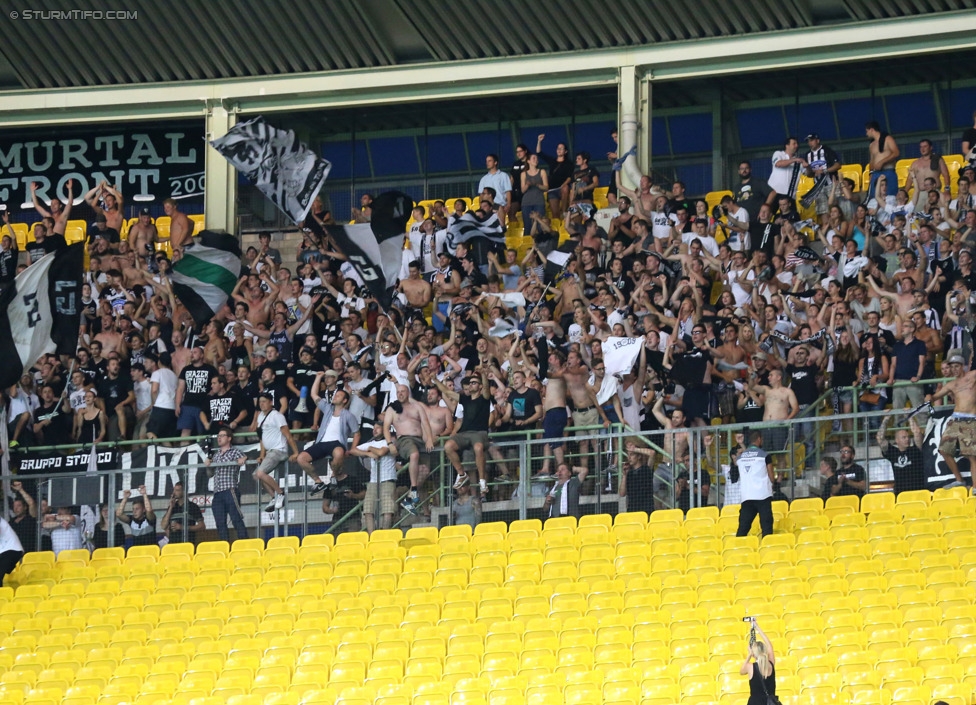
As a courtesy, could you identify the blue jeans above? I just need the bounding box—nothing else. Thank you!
[212,487,248,542]
[868,168,898,199]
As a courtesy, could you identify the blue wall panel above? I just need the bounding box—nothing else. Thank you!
[670,113,712,154]
[370,136,419,176]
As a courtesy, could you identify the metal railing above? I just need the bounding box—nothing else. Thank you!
[3,377,966,552]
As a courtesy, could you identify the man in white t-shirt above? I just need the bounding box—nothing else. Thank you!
[767,136,806,205]
[131,363,153,440]
[478,154,513,226]
[726,251,756,307]
[254,393,300,512]
[735,430,775,537]
[718,195,750,252]
[350,424,398,532]
[146,352,178,441]
[0,517,25,583]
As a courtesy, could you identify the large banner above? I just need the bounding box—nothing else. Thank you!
[0,123,205,207]
[17,441,311,499]
[870,406,972,488]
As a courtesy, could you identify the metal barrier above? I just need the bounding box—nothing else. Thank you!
[3,380,965,550]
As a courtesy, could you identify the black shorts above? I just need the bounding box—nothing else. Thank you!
[307,440,344,461]
[147,407,177,438]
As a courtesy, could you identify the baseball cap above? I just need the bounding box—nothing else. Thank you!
[300,346,315,356]
[252,348,267,358]
[324,369,339,378]
[459,277,473,289]
[258,392,274,401]
[753,352,768,361]
[805,133,820,141]
[139,207,151,216]
[947,353,966,365]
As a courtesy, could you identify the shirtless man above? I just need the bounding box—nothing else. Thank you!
[651,396,690,467]
[384,384,435,515]
[164,198,193,254]
[909,139,951,195]
[31,180,74,236]
[540,351,570,476]
[930,352,976,487]
[870,273,918,320]
[85,181,124,233]
[910,311,942,379]
[866,120,900,199]
[711,324,750,423]
[94,314,125,356]
[425,386,455,440]
[398,260,433,314]
[232,276,275,327]
[615,172,660,218]
[128,208,158,264]
[170,330,192,377]
[749,368,799,465]
[561,351,611,476]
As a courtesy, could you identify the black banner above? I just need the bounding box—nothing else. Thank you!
[0,122,205,208]
[18,448,118,474]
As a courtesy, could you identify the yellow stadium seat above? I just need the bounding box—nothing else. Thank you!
[861,493,895,514]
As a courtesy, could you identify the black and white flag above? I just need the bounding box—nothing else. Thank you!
[446,210,506,251]
[210,116,331,224]
[0,244,83,389]
[321,191,413,311]
[544,249,572,285]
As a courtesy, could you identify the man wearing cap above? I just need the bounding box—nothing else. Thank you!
[801,133,842,222]
[175,344,219,441]
[297,375,360,495]
[931,352,976,488]
[129,208,158,266]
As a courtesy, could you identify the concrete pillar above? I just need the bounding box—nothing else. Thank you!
[204,102,237,233]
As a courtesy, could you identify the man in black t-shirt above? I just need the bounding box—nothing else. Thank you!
[324,462,367,535]
[160,482,205,545]
[443,368,492,498]
[785,348,821,410]
[749,204,781,259]
[570,152,600,205]
[200,376,247,432]
[8,482,38,554]
[176,345,219,439]
[734,161,770,222]
[287,347,323,428]
[97,357,135,441]
[0,230,17,290]
[508,371,543,432]
[33,384,71,445]
[619,446,655,515]
[234,365,259,427]
[878,415,926,495]
[25,222,50,265]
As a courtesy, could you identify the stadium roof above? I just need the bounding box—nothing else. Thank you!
[0,0,972,90]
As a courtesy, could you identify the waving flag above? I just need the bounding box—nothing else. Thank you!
[0,243,84,389]
[210,116,331,224]
[446,210,506,250]
[602,337,643,378]
[321,191,414,312]
[170,231,243,325]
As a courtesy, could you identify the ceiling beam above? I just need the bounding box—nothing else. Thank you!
[0,11,974,126]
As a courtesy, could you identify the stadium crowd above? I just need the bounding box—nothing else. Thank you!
[3,120,976,543]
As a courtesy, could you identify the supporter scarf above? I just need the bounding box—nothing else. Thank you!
[760,328,834,356]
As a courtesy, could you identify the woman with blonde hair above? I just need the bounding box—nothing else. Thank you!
[740,618,777,705]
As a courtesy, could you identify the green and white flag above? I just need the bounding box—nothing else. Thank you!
[170,231,242,325]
